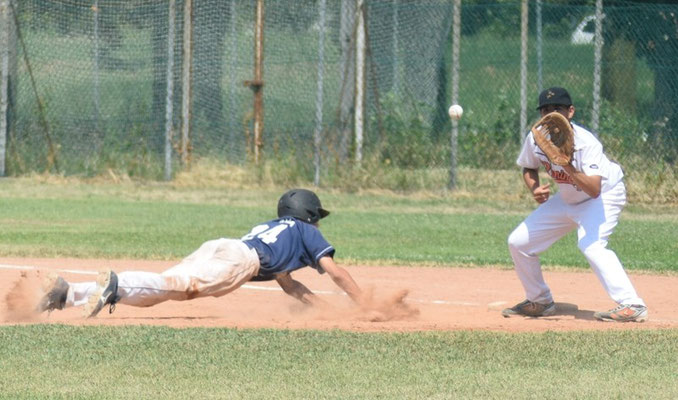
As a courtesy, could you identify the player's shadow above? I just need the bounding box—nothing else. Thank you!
[111,316,220,320]
[557,308,597,321]
[553,302,597,321]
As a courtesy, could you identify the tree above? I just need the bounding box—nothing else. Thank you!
[604,1,678,143]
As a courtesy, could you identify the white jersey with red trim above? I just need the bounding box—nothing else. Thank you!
[517,121,624,204]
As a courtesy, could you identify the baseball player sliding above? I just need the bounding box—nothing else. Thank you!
[502,87,647,322]
[37,189,390,318]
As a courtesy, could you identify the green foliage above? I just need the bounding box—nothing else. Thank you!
[464,2,521,38]
[96,125,164,180]
[373,93,446,169]
[542,15,577,39]
[457,91,521,169]
[598,98,678,201]
[598,100,653,155]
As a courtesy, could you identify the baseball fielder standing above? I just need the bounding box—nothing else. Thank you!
[502,87,647,322]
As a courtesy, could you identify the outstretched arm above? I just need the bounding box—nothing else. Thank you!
[275,257,368,308]
[275,272,327,307]
[317,256,367,307]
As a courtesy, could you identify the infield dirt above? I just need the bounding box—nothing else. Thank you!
[1,257,676,332]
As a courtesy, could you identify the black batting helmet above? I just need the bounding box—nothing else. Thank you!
[277,188,330,224]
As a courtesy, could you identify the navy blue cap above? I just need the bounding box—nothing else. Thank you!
[537,87,572,109]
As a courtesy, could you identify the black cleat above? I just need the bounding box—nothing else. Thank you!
[36,273,69,313]
[84,270,121,318]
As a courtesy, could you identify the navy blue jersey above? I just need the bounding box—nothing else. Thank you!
[241,217,335,276]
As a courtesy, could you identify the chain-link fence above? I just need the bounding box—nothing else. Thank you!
[1,0,676,195]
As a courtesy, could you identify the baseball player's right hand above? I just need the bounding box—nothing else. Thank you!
[532,183,550,204]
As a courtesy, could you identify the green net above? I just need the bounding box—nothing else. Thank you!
[1,0,677,196]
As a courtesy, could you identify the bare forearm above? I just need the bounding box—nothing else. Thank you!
[286,282,314,304]
[522,168,540,191]
[329,268,364,305]
[318,257,368,307]
[563,165,601,198]
[277,276,319,305]
[523,168,551,204]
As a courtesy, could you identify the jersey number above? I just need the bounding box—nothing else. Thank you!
[242,220,295,244]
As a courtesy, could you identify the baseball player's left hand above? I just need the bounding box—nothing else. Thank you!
[531,112,575,166]
[532,183,550,204]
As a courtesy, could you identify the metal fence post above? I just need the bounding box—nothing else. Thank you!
[535,0,543,93]
[0,0,8,177]
[254,0,264,164]
[391,0,399,96]
[245,0,265,165]
[313,0,327,186]
[519,0,528,140]
[448,0,461,190]
[164,0,176,181]
[592,0,604,134]
[181,0,193,167]
[228,0,237,154]
[93,0,100,132]
[354,0,365,165]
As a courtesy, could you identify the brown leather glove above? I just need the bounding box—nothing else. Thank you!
[531,112,574,166]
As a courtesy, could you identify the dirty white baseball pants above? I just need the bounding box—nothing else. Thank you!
[507,182,645,306]
[66,239,261,308]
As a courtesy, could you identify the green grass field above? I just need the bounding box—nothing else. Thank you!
[1,177,676,272]
[1,326,677,399]
[1,178,677,398]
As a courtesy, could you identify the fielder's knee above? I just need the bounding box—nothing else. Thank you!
[578,240,607,256]
[507,227,528,253]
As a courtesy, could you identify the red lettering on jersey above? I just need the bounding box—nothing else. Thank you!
[541,160,552,174]
[540,160,574,185]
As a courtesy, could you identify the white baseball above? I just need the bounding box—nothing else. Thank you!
[448,104,463,121]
